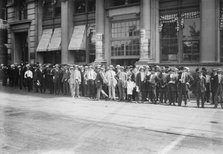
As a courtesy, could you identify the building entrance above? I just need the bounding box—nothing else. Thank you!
[14,32,28,63]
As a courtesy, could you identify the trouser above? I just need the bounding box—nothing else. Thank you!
[178,83,187,106]
[70,82,80,97]
[88,79,95,98]
[108,85,116,99]
[148,84,156,103]
[141,85,147,102]
[54,79,60,95]
[196,91,205,108]
[168,83,177,105]
[118,81,126,100]
[63,81,70,95]
[35,80,42,93]
[214,87,223,108]
[26,77,32,92]
[18,77,23,89]
[84,83,88,97]
[160,87,167,103]
[205,83,210,102]
[2,75,7,86]
[117,81,123,100]
[127,95,133,102]
[96,85,102,100]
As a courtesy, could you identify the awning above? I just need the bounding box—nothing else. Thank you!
[36,29,53,52]
[68,25,86,50]
[48,28,61,51]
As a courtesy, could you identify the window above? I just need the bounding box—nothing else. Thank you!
[14,0,27,20]
[182,12,200,62]
[54,0,61,17]
[87,24,96,62]
[111,20,140,57]
[160,22,178,61]
[75,0,96,14]
[75,0,86,13]
[159,0,200,63]
[111,0,140,7]
[220,0,223,62]
[7,0,14,5]
[43,0,61,19]
[88,0,96,12]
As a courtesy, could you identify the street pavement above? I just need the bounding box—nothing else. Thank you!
[0,86,223,154]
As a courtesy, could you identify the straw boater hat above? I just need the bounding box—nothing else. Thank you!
[116,65,121,69]
[217,68,222,73]
[139,66,144,71]
[109,65,114,69]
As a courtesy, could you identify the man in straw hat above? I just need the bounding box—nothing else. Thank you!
[105,65,117,100]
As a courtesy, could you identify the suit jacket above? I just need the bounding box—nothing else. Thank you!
[211,74,219,93]
[105,70,117,87]
[136,72,145,91]
[70,69,81,84]
[62,70,70,82]
[195,75,206,93]
[95,71,104,88]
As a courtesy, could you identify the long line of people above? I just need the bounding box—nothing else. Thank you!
[1,63,223,109]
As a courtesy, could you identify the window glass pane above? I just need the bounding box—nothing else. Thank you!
[111,20,140,57]
[88,24,96,55]
[75,0,86,13]
[111,0,139,6]
[161,22,178,61]
[221,32,223,62]
[88,0,95,12]
[182,17,200,62]
[15,0,27,20]
[113,0,126,6]
[128,0,140,4]
[43,0,53,18]
[54,0,61,17]
[220,1,223,62]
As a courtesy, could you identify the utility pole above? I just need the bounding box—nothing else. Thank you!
[0,0,7,64]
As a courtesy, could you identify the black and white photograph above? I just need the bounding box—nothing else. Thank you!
[0,0,223,153]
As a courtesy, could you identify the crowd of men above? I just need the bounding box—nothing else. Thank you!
[0,63,223,109]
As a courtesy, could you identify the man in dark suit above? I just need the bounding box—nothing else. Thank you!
[177,67,193,106]
[210,69,218,105]
[213,69,223,108]
[194,70,206,108]
[136,67,146,103]
[61,66,70,95]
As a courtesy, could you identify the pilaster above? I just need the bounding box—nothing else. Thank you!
[200,0,218,63]
[95,0,106,63]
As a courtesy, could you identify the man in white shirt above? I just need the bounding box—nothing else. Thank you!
[70,65,82,98]
[24,66,33,92]
[86,65,96,99]
[105,65,117,100]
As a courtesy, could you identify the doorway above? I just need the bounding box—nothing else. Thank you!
[14,32,28,63]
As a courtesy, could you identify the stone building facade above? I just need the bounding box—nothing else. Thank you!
[5,0,223,66]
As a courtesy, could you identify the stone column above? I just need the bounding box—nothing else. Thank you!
[61,0,73,64]
[138,0,151,63]
[95,0,105,63]
[27,1,37,64]
[200,0,217,63]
